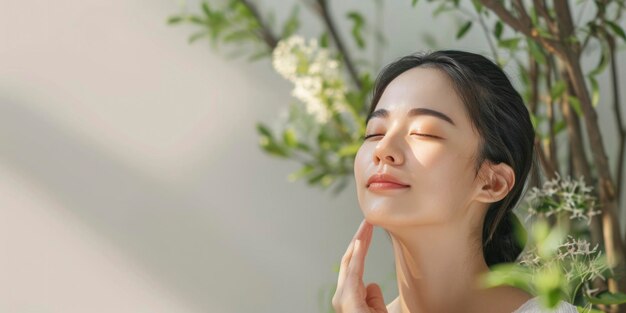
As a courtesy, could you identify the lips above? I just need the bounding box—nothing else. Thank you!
[366,173,410,188]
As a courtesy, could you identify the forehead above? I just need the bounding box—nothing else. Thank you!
[373,66,469,126]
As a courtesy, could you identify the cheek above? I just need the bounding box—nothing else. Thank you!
[354,145,369,186]
[411,141,446,167]
[409,142,477,209]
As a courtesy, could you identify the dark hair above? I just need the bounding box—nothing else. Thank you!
[367,50,535,267]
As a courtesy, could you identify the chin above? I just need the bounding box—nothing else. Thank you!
[360,207,398,226]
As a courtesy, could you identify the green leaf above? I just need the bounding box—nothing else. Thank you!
[307,172,327,185]
[247,49,271,62]
[550,80,566,100]
[188,15,205,25]
[433,2,453,17]
[202,2,212,17]
[535,265,565,309]
[568,95,583,117]
[256,122,274,138]
[281,5,300,38]
[223,30,254,43]
[167,16,183,25]
[588,48,608,77]
[288,164,315,182]
[265,144,289,157]
[589,76,600,107]
[478,263,533,292]
[412,0,418,7]
[533,220,567,259]
[529,112,539,130]
[470,0,483,12]
[320,174,334,187]
[282,128,298,148]
[528,40,546,64]
[347,11,366,49]
[553,120,566,134]
[188,31,209,44]
[588,291,626,305]
[575,306,605,313]
[259,130,289,157]
[319,31,330,48]
[456,21,473,39]
[606,20,626,41]
[494,21,503,39]
[498,37,521,49]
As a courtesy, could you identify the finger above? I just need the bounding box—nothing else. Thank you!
[347,221,373,284]
[336,220,366,293]
[336,238,354,294]
[365,283,386,312]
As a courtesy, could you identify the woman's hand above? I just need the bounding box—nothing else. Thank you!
[332,219,388,313]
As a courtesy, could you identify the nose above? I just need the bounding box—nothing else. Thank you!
[372,131,405,166]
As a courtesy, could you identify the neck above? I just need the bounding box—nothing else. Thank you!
[386,211,490,313]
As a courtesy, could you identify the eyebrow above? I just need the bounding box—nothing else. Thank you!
[366,107,456,126]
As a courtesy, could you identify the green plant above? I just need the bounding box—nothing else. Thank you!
[168,0,626,311]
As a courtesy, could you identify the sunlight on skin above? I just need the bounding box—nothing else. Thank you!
[334,66,529,313]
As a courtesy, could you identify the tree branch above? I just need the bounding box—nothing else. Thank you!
[480,0,562,56]
[512,0,533,30]
[606,34,625,205]
[546,55,558,172]
[553,0,580,55]
[535,138,557,179]
[304,0,362,90]
[481,0,529,34]
[240,0,278,49]
[533,0,557,34]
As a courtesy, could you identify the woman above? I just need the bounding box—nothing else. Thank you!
[331,50,578,313]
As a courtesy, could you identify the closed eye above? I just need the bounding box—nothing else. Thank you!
[363,133,440,140]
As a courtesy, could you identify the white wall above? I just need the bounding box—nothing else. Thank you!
[1,1,623,312]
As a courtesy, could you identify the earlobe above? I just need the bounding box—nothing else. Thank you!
[475,161,515,204]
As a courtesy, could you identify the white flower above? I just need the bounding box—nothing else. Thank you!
[271,35,348,124]
[523,174,598,224]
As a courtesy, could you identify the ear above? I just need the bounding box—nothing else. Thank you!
[474,161,515,204]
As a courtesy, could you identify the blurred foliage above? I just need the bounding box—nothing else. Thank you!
[169,0,626,311]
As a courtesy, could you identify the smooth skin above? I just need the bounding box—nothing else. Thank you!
[332,67,533,313]
[332,219,385,313]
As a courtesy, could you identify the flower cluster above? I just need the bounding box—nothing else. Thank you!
[518,235,608,299]
[271,35,349,124]
[524,173,601,225]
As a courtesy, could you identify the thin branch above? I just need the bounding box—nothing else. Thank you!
[529,55,539,115]
[535,138,557,179]
[480,0,562,56]
[303,0,362,90]
[546,55,558,172]
[561,67,592,184]
[480,0,529,34]
[607,34,625,204]
[240,0,278,49]
[553,0,580,55]
[512,0,533,30]
[474,7,499,61]
[533,0,557,34]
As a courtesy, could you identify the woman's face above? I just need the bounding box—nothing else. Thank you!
[354,66,485,227]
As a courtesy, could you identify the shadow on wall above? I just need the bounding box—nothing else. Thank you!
[0,97,275,312]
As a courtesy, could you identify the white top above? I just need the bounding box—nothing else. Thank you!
[513,296,578,313]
